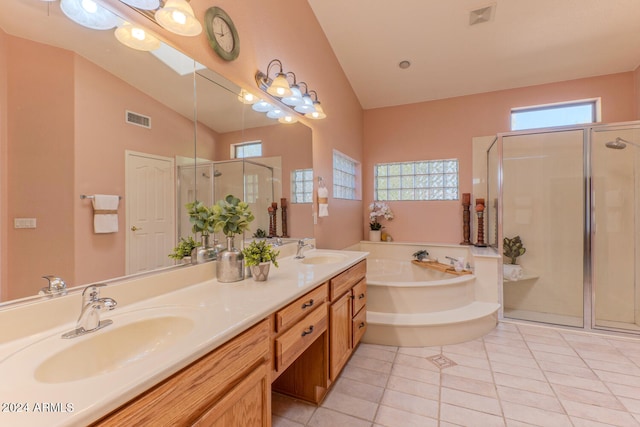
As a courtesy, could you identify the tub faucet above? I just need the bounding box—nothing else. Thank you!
[39,275,67,296]
[62,284,117,339]
[295,239,314,259]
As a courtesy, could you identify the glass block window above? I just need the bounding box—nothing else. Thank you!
[244,174,258,203]
[333,150,358,200]
[375,159,459,201]
[233,141,262,158]
[291,169,313,203]
[511,99,599,131]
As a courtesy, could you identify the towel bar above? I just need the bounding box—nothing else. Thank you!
[80,195,123,200]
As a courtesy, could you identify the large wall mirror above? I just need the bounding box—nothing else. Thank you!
[0,0,313,304]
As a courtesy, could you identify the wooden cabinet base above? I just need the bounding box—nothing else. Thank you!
[272,333,329,405]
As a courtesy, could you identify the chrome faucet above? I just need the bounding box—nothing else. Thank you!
[62,284,117,339]
[39,275,67,296]
[295,239,315,259]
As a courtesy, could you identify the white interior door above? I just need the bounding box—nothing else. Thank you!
[125,151,175,275]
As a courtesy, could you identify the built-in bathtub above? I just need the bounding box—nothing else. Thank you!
[354,242,501,347]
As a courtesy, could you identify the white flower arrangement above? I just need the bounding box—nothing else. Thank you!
[369,202,394,230]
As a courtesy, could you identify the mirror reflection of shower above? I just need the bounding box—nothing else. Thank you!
[605,137,640,149]
[177,159,277,242]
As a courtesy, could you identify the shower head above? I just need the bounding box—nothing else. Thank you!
[213,170,222,177]
[605,137,640,150]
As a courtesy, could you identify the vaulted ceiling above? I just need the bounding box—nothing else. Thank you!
[308,0,640,109]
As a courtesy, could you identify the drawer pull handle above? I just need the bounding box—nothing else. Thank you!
[301,299,314,309]
[301,325,314,336]
[358,322,366,329]
[358,293,365,299]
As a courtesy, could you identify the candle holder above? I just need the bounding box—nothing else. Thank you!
[281,198,289,238]
[474,198,487,247]
[460,193,472,245]
[268,202,278,237]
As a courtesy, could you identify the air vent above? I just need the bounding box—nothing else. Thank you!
[469,4,496,26]
[125,110,151,129]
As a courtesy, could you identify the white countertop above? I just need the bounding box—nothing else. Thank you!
[0,249,368,427]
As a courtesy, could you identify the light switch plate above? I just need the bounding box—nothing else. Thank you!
[14,218,36,229]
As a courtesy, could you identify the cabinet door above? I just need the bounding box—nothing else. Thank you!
[329,292,352,381]
[194,363,270,427]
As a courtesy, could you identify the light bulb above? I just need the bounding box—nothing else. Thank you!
[81,0,97,13]
[132,28,145,41]
[172,10,186,25]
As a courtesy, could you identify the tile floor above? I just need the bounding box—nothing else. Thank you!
[272,321,640,427]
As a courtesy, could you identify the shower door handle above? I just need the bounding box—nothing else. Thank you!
[131,226,142,231]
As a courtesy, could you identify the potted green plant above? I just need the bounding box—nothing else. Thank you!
[412,249,430,262]
[503,235,526,280]
[186,200,217,263]
[242,240,280,281]
[168,237,200,264]
[212,194,255,282]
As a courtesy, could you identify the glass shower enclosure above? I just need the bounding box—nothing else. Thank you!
[491,121,640,334]
[177,159,275,243]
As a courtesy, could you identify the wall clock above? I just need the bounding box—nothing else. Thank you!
[205,7,240,61]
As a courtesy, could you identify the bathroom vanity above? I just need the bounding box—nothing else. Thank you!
[0,249,367,427]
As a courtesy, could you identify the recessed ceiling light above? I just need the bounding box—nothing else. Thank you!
[399,60,411,69]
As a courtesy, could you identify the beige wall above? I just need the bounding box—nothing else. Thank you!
[363,72,636,244]
[635,65,640,119]
[0,27,8,298]
[103,0,365,250]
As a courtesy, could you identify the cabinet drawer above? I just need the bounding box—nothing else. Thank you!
[352,307,367,348]
[275,303,327,372]
[275,283,328,333]
[351,279,366,316]
[330,260,366,301]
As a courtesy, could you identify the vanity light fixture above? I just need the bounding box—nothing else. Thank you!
[306,91,327,120]
[278,115,298,124]
[238,90,259,105]
[252,99,274,113]
[115,22,160,51]
[293,82,316,115]
[266,108,287,119]
[255,59,326,120]
[60,0,118,30]
[281,72,304,107]
[119,0,160,10]
[154,0,202,36]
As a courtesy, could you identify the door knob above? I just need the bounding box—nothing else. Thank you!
[131,226,142,231]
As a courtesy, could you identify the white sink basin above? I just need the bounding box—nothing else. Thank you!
[300,252,348,265]
[35,315,194,383]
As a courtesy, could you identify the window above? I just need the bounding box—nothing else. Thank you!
[291,169,313,203]
[375,160,459,201]
[244,174,258,203]
[232,141,262,159]
[333,150,359,200]
[511,99,599,131]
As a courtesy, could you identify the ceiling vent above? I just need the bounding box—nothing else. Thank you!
[469,4,496,26]
[125,110,151,129]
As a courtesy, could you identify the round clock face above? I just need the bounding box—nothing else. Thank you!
[212,16,234,53]
[205,7,240,61]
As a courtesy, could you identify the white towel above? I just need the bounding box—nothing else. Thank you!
[92,194,119,233]
[318,187,329,217]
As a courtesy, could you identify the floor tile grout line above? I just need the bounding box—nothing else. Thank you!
[480,334,509,426]
[514,323,579,427]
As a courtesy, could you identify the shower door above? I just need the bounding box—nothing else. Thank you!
[591,125,640,333]
[501,129,585,327]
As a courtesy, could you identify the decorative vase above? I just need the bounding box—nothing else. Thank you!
[369,230,381,241]
[503,264,524,281]
[193,234,216,264]
[250,262,271,282]
[216,235,244,282]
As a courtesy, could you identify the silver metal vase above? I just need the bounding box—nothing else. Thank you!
[216,235,244,282]
[193,234,216,264]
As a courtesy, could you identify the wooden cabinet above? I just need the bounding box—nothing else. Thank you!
[92,319,271,427]
[329,261,367,382]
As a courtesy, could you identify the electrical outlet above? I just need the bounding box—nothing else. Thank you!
[14,218,36,229]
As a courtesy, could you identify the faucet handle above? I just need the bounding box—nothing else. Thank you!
[40,275,67,295]
[82,283,106,302]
